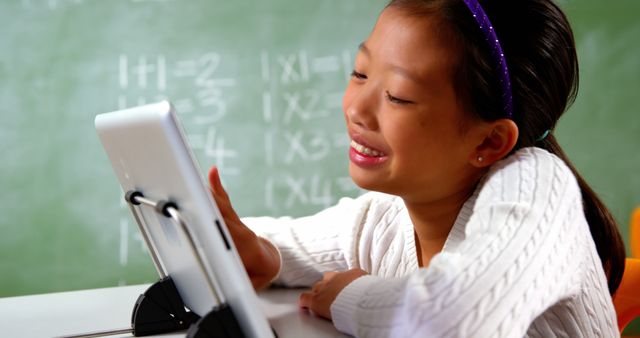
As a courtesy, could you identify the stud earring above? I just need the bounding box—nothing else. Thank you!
[477,156,484,163]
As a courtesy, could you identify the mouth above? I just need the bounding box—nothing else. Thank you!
[350,139,386,157]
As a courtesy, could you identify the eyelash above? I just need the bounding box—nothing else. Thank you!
[350,70,413,105]
[350,70,367,80]
[386,91,412,105]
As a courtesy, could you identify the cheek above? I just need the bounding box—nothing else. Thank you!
[386,115,430,144]
[385,117,444,161]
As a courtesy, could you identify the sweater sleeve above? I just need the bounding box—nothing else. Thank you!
[242,192,389,287]
[331,148,594,338]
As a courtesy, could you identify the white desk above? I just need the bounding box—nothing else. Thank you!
[0,284,350,338]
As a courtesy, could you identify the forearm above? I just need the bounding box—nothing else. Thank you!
[243,214,354,287]
[250,237,281,290]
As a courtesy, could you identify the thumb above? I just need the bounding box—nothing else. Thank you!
[208,165,220,190]
[207,165,237,220]
[208,166,229,199]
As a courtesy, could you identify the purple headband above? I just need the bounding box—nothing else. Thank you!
[462,0,514,119]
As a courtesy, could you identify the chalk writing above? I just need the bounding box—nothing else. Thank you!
[113,49,360,268]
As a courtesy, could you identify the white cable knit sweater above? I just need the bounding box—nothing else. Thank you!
[244,147,619,337]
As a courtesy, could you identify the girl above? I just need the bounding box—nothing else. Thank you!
[209,0,626,336]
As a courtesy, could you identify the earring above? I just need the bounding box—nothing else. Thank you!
[477,156,484,163]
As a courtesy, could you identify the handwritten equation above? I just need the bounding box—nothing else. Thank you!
[115,49,362,268]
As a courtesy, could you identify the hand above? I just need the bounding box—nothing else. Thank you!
[208,166,280,290]
[299,268,368,320]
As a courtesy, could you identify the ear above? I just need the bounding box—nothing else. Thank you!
[469,119,519,167]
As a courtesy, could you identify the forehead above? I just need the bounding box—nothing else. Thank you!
[363,7,458,80]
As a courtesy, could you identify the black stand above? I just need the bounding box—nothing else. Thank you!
[131,277,198,336]
[125,190,247,338]
[186,303,245,338]
[131,277,245,337]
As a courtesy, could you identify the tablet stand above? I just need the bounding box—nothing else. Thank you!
[125,190,246,338]
[131,276,198,336]
[59,190,249,338]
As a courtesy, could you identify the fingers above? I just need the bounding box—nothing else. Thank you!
[298,289,331,320]
[208,166,229,200]
[298,269,368,320]
[298,279,332,320]
[207,166,238,221]
[311,280,323,293]
[299,291,313,309]
[304,272,335,304]
[300,279,322,309]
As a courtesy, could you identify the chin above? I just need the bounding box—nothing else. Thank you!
[348,165,387,193]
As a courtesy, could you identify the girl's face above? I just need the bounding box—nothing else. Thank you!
[344,7,483,203]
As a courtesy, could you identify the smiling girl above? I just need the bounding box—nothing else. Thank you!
[208,0,625,336]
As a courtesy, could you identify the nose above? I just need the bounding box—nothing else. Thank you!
[343,84,378,131]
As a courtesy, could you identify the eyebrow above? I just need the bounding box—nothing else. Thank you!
[357,42,425,85]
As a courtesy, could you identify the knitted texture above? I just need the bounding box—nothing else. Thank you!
[243,147,618,337]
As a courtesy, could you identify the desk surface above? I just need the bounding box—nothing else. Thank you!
[0,284,350,338]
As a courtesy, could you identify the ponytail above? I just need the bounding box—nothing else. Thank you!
[538,135,626,294]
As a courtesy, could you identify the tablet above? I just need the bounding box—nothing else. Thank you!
[95,101,274,338]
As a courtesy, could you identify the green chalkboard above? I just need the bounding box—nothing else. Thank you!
[0,0,385,296]
[558,1,640,249]
[0,0,638,317]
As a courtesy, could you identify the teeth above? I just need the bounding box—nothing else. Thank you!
[351,140,384,157]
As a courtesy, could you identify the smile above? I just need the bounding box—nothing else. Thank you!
[350,140,386,157]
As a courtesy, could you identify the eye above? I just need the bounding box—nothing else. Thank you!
[350,70,367,80]
[385,91,413,105]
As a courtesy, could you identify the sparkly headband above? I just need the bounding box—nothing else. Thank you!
[462,0,514,119]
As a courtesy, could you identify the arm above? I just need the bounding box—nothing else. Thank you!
[210,166,382,289]
[329,149,595,337]
[242,192,383,287]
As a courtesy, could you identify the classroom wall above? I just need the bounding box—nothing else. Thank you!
[0,0,638,307]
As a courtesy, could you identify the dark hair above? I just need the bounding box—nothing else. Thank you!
[387,0,625,295]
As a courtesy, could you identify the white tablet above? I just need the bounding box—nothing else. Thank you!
[95,101,274,338]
